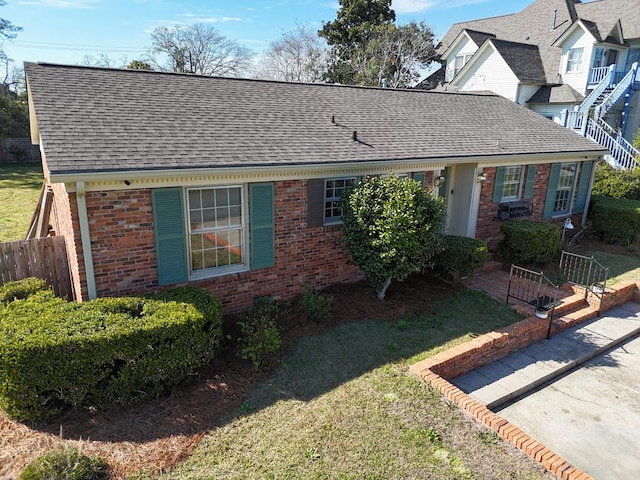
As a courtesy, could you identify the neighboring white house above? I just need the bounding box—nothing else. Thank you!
[419,0,640,169]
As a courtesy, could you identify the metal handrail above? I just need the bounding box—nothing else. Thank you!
[558,251,609,303]
[598,62,638,118]
[584,118,639,170]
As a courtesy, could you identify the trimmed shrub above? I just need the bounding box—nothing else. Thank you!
[20,446,108,480]
[0,277,49,304]
[432,235,488,282]
[589,195,640,246]
[236,301,282,369]
[500,220,560,265]
[0,285,222,421]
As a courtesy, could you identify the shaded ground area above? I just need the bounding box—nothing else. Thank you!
[1,274,454,479]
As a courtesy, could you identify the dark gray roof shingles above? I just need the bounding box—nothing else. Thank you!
[489,39,547,83]
[25,62,605,175]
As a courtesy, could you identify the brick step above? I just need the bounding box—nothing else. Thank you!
[478,260,503,273]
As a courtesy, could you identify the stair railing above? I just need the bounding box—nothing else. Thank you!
[558,251,609,308]
[584,118,639,170]
[597,62,638,119]
[507,265,560,337]
[577,64,615,113]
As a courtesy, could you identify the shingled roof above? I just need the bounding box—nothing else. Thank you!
[436,0,640,86]
[489,39,547,83]
[25,62,605,176]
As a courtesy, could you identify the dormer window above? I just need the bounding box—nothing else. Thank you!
[566,48,584,73]
[454,53,473,77]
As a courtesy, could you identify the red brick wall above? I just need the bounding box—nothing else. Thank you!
[80,180,363,312]
[48,183,85,301]
[475,165,586,250]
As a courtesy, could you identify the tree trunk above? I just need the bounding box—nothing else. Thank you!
[377,277,392,300]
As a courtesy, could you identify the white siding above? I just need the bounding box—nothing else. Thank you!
[444,36,478,83]
[455,46,520,101]
[559,27,595,95]
[516,85,541,106]
[529,104,575,124]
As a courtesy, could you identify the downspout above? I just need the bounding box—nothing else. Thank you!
[581,158,600,229]
[76,181,97,299]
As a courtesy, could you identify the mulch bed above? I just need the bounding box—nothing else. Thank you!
[1,274,455,480]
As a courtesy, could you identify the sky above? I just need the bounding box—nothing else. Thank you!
[1,0,537,70]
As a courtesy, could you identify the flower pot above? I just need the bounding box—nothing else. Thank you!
[535,307,549,319]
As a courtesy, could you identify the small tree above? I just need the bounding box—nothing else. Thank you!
[342,174,446,299]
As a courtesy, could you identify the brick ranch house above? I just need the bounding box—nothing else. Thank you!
[25,62,607,312]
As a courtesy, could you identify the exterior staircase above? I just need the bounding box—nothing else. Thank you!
[562,62,640,170]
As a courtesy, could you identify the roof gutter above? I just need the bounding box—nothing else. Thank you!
[75,181,97,300]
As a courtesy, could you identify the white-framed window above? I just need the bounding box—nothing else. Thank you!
[553,163,577,215]
[187,185,246,277]
[453,53,473,77]
[324,177,357,223]
[501,166,523,201]
[566,48,584,73]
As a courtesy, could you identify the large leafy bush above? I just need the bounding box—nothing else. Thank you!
[0,282,222,421]
[592,162,640,200]
[342,174,446,299]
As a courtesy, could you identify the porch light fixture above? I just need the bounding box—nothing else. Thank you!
[434,176,445,187]
[476,172,487,183]
[561,217,574,242]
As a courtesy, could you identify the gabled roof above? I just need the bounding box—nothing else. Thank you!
[465,30,497,48]
[575,0,640,41]
[25,62,605,177]
[437,0,579,83]
[527,83,585,104]
[450,39,546,87]
[491,39,547,83]
[441,28,496,60]
[435,0,639,86]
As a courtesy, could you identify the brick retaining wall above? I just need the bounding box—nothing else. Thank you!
[409,281,640,479]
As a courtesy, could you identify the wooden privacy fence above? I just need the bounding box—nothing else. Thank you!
[0,236,73,300]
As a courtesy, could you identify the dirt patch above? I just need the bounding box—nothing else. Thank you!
[0,274,456,480]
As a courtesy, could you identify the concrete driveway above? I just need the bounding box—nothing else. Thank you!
[497,334,640,480]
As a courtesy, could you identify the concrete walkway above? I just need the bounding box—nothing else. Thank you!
[452,302,640,409]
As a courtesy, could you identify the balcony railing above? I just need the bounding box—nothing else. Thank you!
[588,66,611,85]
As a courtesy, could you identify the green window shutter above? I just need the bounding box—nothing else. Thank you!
[413,172,426,187]
[492,167,506,203]
[543,163,562,220]
[250,183,275,270]
[524,164,536,200]
[438,167,448,198]
[307,179,325,227]
[574,160,594,214]
[152,188,188,286]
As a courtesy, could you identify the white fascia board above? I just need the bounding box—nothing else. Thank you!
[552,20,597,47]
[441,30,475,61]
[56,151,605,192]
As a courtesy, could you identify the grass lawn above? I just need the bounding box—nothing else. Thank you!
[0,163,43,242]
[156,289,550,480]
[583,249,640,285]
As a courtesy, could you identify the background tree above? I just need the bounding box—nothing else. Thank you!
[145,24,252,76]
[127,59,153,70]
[81,53,127,68]
[0,1,27,137]
[255,23,328,82]
[341,175,446,299]
[319,0,395,84]
[352,21,438,88]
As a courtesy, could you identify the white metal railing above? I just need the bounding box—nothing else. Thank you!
[588,66,611,85]
[563,110,586,132]
[599,62,639,118]
[578,64,615,113]
[585,118,639,170]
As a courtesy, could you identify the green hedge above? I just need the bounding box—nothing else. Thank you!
[500,220,560,265]
[592,162,640,200]
[431,235,488,281]
[589,195,640,245]
[0,277,49,304]
[0,282,222,421]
